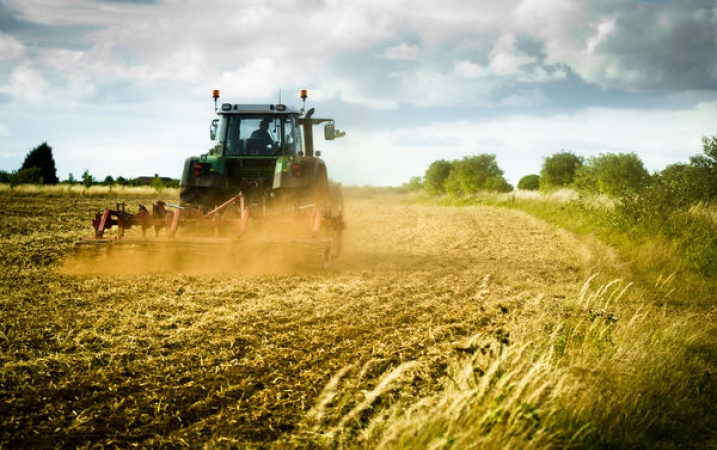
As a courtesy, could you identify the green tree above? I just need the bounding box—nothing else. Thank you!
[82,169,94,188]
[517,174,540,191]
[443,154,512,195]
[650,135,717,205]
[701,135,717,161]
[575,152,650,197]
[424,160,453,195]
[687,135,717,200]
[102,175,115,186]
[656,163,703,208]
[540,151,583,190]
[20,142,59,184]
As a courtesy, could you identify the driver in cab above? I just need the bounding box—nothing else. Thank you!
[251,118,275,153]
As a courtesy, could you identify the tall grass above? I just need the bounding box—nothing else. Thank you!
[294,277,717,449]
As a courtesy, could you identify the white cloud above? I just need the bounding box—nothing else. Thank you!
[383,43,420,61]
[6,0,716,106]
[38,48,84,69]
[453,32,566,86]
[217,59,291,102]
[0,32,25,60]
[6,66,50,103]
[34,0,403,103]
[404,0,519,44]
[489,32,567,83]
[489,33,535,77]
[513,0,584,49]
[454,60,489,79]
[395,68,496,107]
[586,17,616,54]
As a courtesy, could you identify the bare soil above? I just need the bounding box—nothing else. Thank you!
[0,192,609,448]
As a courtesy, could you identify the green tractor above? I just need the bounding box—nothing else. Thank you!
[73,89,346,270]
[180,89,345,221]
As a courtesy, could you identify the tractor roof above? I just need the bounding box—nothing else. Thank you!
[218,103,300,115]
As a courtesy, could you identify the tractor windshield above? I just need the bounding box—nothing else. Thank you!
[222,115,299,156]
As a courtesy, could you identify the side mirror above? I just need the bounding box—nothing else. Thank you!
[323,121,346,140]
[324,122,336,141]
[210,119,219,141]
[324,121,346,140]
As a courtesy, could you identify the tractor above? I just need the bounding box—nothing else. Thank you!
[73,89,346,270]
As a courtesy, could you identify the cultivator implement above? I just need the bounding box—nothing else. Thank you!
[72,193,344,271]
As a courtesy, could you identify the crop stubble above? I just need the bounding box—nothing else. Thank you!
[0,193,606,447]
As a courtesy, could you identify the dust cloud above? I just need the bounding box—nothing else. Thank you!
[62,226,330,276]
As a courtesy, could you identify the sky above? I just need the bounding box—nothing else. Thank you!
[0,0,716,187]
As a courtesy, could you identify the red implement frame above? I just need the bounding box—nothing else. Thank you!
[90,193,247,239]
[76,193,344,259]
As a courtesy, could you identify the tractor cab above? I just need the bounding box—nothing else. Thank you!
[209,105,303,158]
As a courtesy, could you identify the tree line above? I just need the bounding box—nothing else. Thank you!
[0,142,179,188]
[534,139,717,205]
[414,135,717,203]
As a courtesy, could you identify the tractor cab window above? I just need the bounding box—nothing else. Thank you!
[223,115,298,156]
[282,117,298,154]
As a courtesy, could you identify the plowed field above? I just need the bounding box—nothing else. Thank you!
[0,191,615,448]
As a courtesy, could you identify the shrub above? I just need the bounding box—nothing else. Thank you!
[443,154,512,195]
[575,152,651,197]
[683,135,717,201]
[82,170,94,188]
[517,174,540,191]
[540,151,583,190]
[424,160,452,195]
